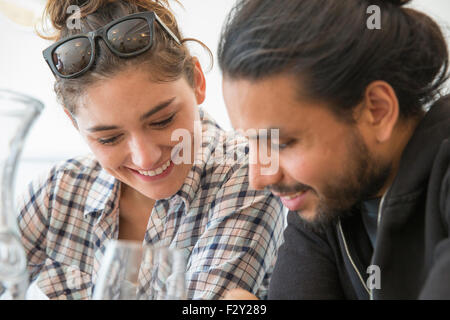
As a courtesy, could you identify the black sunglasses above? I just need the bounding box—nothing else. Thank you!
[43,11,181,79]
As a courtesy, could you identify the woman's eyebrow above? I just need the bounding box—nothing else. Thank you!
[86,97,176,133]
[86,124,120,133]
[139,97,176,121]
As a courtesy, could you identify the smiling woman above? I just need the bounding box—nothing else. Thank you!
[16,0,284,300]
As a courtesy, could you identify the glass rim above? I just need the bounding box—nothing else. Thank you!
[105,239,186,253]
[0,89,44,115]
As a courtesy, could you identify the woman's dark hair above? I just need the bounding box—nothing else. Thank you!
[218,0,449,120]
[40,0,210,115]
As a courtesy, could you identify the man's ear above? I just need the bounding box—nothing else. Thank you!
[192,57,206,105]
[361,81,399,143]
[63,108,79,130]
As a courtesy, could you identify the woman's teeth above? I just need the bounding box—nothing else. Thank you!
[137,160,171,177]
[283,190,306,200]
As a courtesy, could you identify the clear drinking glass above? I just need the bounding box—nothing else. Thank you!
[0,89,44,299]
[92,240,187,300]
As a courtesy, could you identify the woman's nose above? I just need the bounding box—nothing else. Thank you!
[128,134,162,169]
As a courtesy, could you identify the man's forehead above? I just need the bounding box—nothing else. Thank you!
[223,74,313,119]
[222,74,327,137]
[224,74,296,97]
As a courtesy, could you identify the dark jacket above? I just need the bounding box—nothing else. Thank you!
[268,96,450,299]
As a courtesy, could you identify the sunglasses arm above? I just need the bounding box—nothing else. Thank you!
[154,13,181,45]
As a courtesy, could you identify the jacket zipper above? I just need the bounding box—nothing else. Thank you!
[338,219,370,296]
[370,189,389,300]
[376,193,387,228]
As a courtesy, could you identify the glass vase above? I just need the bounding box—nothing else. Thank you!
[0,89,44,299]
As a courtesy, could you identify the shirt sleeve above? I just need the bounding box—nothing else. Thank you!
[16,169,54,282]
[185,163,285,300]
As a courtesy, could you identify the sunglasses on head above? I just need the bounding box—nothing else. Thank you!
[43,11,181,79]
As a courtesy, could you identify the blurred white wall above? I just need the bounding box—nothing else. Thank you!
[0,0,449,198]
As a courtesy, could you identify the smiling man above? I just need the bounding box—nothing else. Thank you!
[223,74,401,231]
[218,0,450,299]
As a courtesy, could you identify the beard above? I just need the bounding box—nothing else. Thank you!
[269,129,392,233]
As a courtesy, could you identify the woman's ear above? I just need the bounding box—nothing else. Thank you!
[192,57,206,105]
[63,108,79,130]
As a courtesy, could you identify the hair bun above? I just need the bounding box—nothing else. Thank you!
[384,0,412,7]
[43,0,92,32]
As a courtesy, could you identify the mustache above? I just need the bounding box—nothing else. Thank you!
[266,183,312,195]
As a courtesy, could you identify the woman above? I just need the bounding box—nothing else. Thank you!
[18,0,284,300]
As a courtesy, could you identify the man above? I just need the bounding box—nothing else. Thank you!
[218,0,450,299]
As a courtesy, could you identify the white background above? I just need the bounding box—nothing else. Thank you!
[0,0,449,197]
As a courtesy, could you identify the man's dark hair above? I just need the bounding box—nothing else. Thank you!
[218,0,449,120]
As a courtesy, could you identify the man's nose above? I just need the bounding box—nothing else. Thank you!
[248,155,282,191]
[129,134,162,169]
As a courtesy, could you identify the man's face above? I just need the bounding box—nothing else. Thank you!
[223,74,391,229]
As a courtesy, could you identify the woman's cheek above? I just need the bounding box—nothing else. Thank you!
[89,143,123,169]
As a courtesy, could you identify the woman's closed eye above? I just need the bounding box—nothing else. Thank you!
[98,134,123,145]
[96,114,176,146]
[150,113,175,128]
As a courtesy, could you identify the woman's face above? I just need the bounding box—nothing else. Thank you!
[71,64,205,201]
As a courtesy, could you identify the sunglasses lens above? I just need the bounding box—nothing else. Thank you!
[107,18,151,53]
[52,37,92,76]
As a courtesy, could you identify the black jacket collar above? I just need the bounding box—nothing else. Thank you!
[339,96,450,299]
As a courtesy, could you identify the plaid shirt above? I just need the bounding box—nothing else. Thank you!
[17,108,284,300]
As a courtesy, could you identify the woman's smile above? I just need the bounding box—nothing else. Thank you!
[127,159,175,182]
